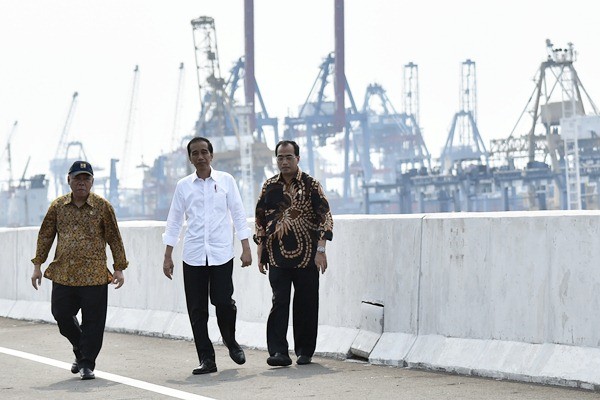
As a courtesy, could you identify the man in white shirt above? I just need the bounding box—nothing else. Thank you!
[162,136,252,375]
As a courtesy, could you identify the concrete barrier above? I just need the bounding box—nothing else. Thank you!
[2,211,600,389]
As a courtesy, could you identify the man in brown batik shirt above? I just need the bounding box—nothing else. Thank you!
[31,160,128,380]
[255,140,333,367]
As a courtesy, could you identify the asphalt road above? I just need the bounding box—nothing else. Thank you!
[1,317,598,400]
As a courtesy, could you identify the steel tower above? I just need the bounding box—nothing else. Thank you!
[191,16,232,144]
[50,92,88,197]
[190,14,273,213]
[440,60,488,172]
[283,53,367,199]
[361,82,430,181]
[489,40,599,170]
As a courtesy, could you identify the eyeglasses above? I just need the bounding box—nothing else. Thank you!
[276,155,297,162]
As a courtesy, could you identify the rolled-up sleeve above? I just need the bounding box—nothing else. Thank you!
[254,181,268,245]
[226,175,251,240]
[163,183,185,247]
[31,201,58,265]
[104,202,129,271]
[312,180,333,241]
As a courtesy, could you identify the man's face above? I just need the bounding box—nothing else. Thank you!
[188,140,213,169]
[276,144,299,175]
[68,173,93,200]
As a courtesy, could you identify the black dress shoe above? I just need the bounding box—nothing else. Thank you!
[296,355,312,365]
[71,359,79,374]
[193,359,217,375]
[79,367,95,380]
[267,352,292,367]
[228,343,246,365]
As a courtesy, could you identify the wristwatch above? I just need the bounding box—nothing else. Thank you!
[316,246,326,253]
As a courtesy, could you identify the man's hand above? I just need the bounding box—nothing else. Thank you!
[112,270,125,289]
[31,265,42,290]
[163,255,174,280]
[257,243,268,274]
[258,262,269,275]
[240,247,252,267]
[240,241,252,267]
[315,252,327,274]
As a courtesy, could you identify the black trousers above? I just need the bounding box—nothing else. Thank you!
[51,282,108,370]
[183,259,238,363]
[267,264,319,358]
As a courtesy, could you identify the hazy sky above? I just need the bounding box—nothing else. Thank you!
[1,0,599,188]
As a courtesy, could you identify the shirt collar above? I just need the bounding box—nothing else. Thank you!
[192,167,223,184]
[277,167,302,184]
[64,192,97,208]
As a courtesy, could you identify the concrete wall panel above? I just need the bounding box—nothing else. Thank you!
[4,212,600,388]
[0,228,18,300]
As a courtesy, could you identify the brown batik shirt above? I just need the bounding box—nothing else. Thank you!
[31,192,128,286]
[255,168,333,269]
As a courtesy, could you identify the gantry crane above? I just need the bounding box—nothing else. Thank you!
[284,52,367,199]
[0,121,18,191]
[120,65,140,187]
[171,62,185,152]
[440,59,488,173]
[225,57,278,144]
[50,92,86,196]
[361,82,431,179]
[488,40,600,210]
[191,15,272,213]
[489,40,599,168]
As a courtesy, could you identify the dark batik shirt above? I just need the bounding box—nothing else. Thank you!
[31,192,129,286]
[255,168,333,269]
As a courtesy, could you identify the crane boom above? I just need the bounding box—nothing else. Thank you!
[1,121,18,188]
[54,92,78,160]
[120,65,140,186]
[171,62,185,151]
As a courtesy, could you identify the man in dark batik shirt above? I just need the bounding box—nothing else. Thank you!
[254,140,333,367]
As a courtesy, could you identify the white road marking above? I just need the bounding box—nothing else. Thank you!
[0,346,215,400]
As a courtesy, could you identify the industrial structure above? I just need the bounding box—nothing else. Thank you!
[49,92,88,198]
[363,40,600,214]
[3,1,600,227]
[135,10,278,219]
[0,121,48,227]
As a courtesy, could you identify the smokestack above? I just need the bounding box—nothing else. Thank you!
[244,0,256,131]
[334,0,346,131]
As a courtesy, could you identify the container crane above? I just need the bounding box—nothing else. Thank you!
[191,15,272,213]
[440,59,488,173]
[120,65,140,187]
[284,52,367,199]
[225,57,279,144]
[488,40,600,210]
[50,92,79,196]
[1,121,18,190]
[171,62,185,152]
[361,82,430,179]
[401,62,431,171]
[489,40,599,168]
[191,16,231,142]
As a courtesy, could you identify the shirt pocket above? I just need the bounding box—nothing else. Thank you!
[213,184,228,213]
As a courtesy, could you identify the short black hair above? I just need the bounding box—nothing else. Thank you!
[187,137,213,156]
[275,140,299,156]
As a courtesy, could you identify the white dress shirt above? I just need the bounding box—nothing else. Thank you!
[162,168,251,266]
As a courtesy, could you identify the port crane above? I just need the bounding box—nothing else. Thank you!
[0,121,18,191]
[50,92,88,196]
